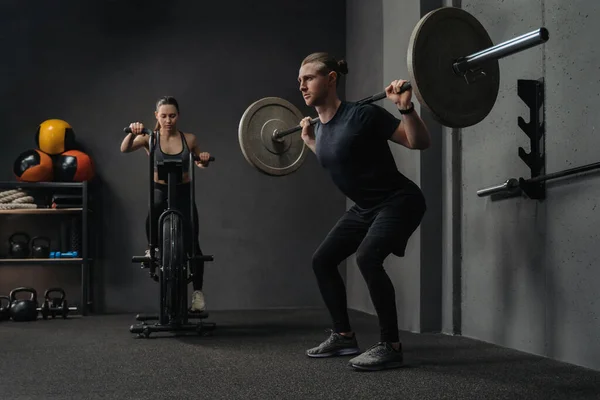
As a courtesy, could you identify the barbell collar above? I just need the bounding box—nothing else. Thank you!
[453,27,549,76]
[271,129,284,143]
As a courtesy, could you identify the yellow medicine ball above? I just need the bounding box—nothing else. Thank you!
[35,119,76,155]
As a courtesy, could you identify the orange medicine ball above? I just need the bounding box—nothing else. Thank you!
[54,150,95,182]
[35,119,76,155]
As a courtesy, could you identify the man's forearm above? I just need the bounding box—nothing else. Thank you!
[399,104,431,150]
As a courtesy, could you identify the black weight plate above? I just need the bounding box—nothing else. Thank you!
[407,7,500,128]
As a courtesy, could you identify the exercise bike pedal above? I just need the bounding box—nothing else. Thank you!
[135,313,159,322]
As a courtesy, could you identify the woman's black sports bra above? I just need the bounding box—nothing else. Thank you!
[154,131,190,173]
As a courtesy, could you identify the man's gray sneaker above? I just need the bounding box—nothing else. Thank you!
[348,342,404,371]
[306,330,361,358]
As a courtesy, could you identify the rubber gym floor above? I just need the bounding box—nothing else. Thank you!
[1,308,600,399]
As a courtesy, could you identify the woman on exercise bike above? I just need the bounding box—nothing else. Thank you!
[120,96,212,312]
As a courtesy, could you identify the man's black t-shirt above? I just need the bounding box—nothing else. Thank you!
[315,101,422,211]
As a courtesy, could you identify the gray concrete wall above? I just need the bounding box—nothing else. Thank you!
[345,0,443,333]
[344,0,386,320]
[347,0,600,372]
[457,0,600,370]
[541,0,600,370]
[0,0,347,313]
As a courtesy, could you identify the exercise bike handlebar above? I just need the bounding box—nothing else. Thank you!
[124,126,153,135]
[192,154,216,163]
[123,127,215,162]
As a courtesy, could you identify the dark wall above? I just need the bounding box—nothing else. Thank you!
[0,0,347,313]
[345,0,443,333]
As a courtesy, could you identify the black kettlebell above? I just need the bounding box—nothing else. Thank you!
[30,236,51,258]
[0,296,10,321]
[8,232,30,258]
[9,287,38,322]
[40,287,68,319]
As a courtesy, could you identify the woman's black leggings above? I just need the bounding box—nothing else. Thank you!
[145,182,204,291]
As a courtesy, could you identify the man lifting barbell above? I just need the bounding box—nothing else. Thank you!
[237,5,549,371]
[297,52,430,371]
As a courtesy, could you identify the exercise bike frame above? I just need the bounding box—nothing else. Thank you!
[126,126,215,337]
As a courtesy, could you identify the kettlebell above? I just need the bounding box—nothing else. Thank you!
[0,296,10,321]
[9,287,38,322]
[40,287,67,319]
[30,236,51,258]
[8,232,30,258]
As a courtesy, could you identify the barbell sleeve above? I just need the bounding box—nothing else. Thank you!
[272,82,412,140]
[476,178,520,197]
[453,28,549,75]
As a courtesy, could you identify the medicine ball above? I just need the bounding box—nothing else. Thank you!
[13,149,54,182]
[54,150,95,182]
[35,119,76,155]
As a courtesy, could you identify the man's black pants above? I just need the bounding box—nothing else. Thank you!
[312,192,426,343]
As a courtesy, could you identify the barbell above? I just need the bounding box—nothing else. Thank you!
[238,7,550,176]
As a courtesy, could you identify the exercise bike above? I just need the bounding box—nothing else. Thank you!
[125,126,216,338]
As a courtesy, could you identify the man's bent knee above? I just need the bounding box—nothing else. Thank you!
[355,237,391,277]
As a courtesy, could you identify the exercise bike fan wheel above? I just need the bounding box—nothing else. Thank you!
[161,212,186,325]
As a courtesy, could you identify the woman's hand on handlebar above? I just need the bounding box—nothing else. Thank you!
[195,152,212,168]
[128,122,145,136]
